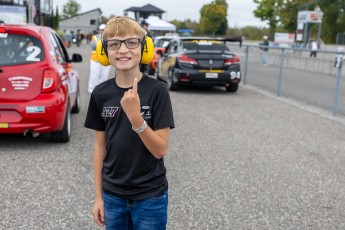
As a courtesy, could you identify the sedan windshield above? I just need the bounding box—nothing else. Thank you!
[182,40,231,53]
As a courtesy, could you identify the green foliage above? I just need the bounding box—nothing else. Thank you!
[253,0,284,36]
[52,6,59,30]
[200,1,228,35]
[240,26,270,40]
[252,0,345,43]
[318,0,345,43]
[61,0,81,19]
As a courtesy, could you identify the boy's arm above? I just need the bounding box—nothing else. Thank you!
[137,126,170,159]
[92,130,106,227]
[121,78,171,159]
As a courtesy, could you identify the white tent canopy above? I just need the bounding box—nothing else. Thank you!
[146,16,176,31]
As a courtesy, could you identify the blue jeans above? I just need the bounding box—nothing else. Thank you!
[103,191,168,230]
[263,51,268,65]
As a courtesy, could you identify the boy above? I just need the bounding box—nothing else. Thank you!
[84,16,175,229]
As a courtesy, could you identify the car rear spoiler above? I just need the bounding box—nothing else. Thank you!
[181,36,243,48]
[224,36,243,48]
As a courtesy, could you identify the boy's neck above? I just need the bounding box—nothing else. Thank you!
[115,69,143,88]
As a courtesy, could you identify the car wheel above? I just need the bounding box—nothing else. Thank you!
[71,85,80,113]
[226,83,239,93]
[167,69,179,91]
[50,102,71,142]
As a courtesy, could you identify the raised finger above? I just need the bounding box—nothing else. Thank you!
[132,78,138,93]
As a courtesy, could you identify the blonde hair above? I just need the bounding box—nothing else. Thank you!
[103,16,146,41]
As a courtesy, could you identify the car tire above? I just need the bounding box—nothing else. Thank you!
[167,69,179,91]
[226,83,239,93]
[71,85,80,114]
[50,102,71,143]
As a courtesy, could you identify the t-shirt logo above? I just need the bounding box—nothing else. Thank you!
[101,107,119,117]
[141,105,151,119]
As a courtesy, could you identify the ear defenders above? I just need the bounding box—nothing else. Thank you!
[96,36,155,66]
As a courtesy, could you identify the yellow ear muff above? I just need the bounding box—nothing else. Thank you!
[141,36,154,64]
[95,36,154,66]
[96,40,110,66]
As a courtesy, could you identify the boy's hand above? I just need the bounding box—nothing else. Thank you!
[120,78,142,125]
[92,199,105,227]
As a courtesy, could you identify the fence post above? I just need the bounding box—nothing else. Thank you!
[277,48,286,96]
[243,46,249,85]
[332,53,344,116]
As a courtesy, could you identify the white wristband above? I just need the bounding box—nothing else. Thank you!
[132,120,147,134]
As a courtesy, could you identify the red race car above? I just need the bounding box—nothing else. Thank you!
[0,24,82,142]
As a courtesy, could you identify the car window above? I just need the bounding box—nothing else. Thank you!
[155,38,172,48]
[167,41,178,54]
[0,34,44,66]
[182,40,231,53]
[50,33,67,63]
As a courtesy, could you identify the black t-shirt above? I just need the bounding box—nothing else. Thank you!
[84,75,174,200]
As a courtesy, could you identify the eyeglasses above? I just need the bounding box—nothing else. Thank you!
[106,38,142,50]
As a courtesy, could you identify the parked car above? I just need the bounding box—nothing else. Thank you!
[0,24,83,142]
[155,36,242,92]
[148,35,177,75]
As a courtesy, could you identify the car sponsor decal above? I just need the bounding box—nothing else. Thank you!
[0,33,8,38]
[0,123,9,128]
[199,70,224,73]
[8,76,33,90]
[26,106,45,113]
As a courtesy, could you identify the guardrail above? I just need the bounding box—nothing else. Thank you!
[228,43,344,117]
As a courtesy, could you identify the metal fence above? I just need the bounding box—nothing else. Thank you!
[228,43,345,117]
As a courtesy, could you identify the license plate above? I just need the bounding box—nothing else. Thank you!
[0,123,9,128]
[205,73,218,78]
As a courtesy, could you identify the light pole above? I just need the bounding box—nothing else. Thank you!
[314,5,323,45]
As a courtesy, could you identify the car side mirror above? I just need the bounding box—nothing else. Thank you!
[71,53,82,63]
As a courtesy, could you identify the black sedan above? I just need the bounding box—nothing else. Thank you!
[155,36,242,92]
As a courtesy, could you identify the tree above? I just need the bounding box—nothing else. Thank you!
[200,1,228,36]
[61,0,81,19]
[253,0,283,36]
[318,0,345,43]
[52,6,59,29]
[279,0,309,33]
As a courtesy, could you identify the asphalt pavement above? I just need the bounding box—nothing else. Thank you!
[0,42,345,230]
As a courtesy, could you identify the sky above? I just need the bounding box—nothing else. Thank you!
[53,0,268,28]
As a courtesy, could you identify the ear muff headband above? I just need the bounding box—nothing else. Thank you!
[95,18,155,66]
[96,40,110,66]
[140,36,154,64]
[96,36,155,66]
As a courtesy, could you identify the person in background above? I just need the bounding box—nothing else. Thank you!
[260,35,269,66]
[140,19,153,74]
[88,24,111,94]
[309,39,318,58]
[84,16,174,229]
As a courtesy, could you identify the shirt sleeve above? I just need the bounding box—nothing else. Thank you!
[84,94,105,131]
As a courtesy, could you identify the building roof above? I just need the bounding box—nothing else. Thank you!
[59,8,102,22]
[124,4,165,13]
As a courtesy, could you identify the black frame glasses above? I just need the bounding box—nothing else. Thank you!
[106,38,142,50]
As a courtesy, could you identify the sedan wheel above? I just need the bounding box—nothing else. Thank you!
[226,83,239,93]
[167,69,179,91]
